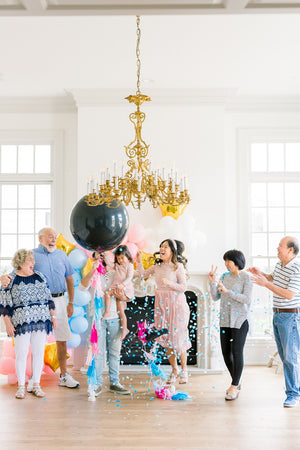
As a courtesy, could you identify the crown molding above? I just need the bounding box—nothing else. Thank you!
[226,95,300,112]
[0,95,76,114]
[70,88,238,108]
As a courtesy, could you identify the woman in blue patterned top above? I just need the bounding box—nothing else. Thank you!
[0,249,57,399]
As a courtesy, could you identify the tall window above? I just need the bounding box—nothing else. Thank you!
[0,143,53,273]
[239,131,300,337]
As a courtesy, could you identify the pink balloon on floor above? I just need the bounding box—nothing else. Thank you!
[43,364,54,374]
[1,339,15,358]
[0,357,15,375]
[7,373,18,385]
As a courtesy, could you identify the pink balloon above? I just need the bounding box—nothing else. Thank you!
[137,240,146,250]
[1,339,15,358]
[43,364,54,374]
[47,334,56,344]
[7,373,18,385]
[25,357,32,377]
[0,357,15,375]
[120,235,128,246]
[127,224,146,244]
[126,242,138,260]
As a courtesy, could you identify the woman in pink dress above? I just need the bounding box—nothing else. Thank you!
[137,239,191,384]
[103,245,134,341]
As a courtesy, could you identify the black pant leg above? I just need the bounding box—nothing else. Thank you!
[230,320,249,386]
[220,327,234,380]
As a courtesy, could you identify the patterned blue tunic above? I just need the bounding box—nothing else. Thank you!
[0,271,55,336]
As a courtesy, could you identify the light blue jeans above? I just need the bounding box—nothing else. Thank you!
[94,317,121,387]
[273,312,300,399]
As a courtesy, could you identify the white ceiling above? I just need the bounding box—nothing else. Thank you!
[0,2,300,99]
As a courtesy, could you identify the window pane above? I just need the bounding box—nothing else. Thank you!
[1,210,17,233]
[252,258,269,272]
[19,185,34,208]
[285,183,300,207]
[1,235,17,257]
[286,143,300,171]
[269,233,282,256]
[269,258,278,271]
[36,185,51,208]
[252,233,267,256]
[36,210,51,231]
[18,210,34,233]
[18,145,34,173]
[1,145,17,173]
[268,183,284,206]
[252,208,267,232]
[286,208,300,231]
[268,208,284,232]
[35,145,51,173]
[2,185,17,208]
[268,143,284,172]
[251,183,267,207]
[18,234,34,249]
[251,143,267,172]
[0,259,12,273]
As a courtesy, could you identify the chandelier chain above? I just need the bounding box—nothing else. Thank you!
[136,15,141,95]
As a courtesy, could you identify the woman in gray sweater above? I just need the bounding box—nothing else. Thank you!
[209,250,252,401]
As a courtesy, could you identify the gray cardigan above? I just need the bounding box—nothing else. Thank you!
[210,271,252,329]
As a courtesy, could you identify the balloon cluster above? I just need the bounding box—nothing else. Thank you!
[56,234,94,349]
[0,335,67,383]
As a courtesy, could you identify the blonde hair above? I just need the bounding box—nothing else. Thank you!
[12,249,34,270]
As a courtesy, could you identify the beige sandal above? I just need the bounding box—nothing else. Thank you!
[179,370,188,384]
[166,368,179,385]
[15,386,25,399]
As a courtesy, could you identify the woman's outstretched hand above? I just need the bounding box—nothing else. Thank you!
[208,265,218,283]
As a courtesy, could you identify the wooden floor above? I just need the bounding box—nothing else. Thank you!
[1,365,300,450]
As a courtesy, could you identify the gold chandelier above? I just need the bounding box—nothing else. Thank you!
[85,16,190,210]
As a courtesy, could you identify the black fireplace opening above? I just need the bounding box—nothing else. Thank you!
[120,290,198,365]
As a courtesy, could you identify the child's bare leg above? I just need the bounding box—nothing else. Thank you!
[102,292,112,319]
[117,300,129,340]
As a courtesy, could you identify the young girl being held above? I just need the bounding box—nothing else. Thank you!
[103,245,134,340]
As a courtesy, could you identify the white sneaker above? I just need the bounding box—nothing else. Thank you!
[59,372,80,388]
[27,377,33,393]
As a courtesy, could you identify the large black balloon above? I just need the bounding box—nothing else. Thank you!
[70,196,129,252]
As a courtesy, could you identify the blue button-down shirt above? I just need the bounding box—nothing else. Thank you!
[33,245,74,294]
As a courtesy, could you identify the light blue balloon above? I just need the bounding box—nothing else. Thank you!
[73,288,91,306]
[70,316,88,334]
[67,332,81,349]
[72,305,85,318]
[68,248,88,270]
[72,271,82,287]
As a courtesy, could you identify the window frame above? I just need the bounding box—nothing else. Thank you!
[0,129,63,267]
[238,128,300,338]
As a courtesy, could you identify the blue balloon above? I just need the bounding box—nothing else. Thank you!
[73,288,91,306]
[68,248,88,270]
[72,271,82,287]
[67,332,81,349]
[70,316,88,334]
[72,305,85,318]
